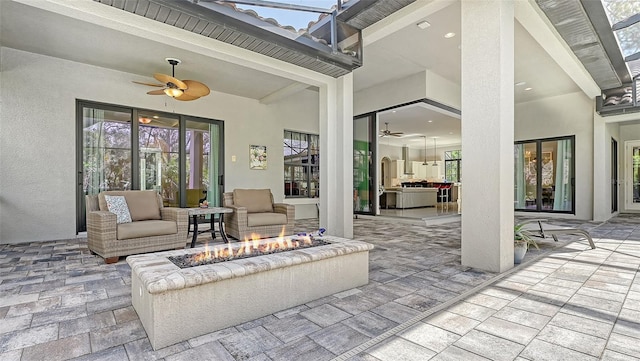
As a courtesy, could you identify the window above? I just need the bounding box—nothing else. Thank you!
[445,150,461,182]
[284,130,319,198]
[77,101,224,233]
[514,136,574,213]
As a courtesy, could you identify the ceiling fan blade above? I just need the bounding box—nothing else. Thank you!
[147,89,166,95]
[390,134,402,137]
[389,132,404,136]
[175,93,200,101]
[182,80,211,97]
[153,73,187,90]
[132,80,164,87]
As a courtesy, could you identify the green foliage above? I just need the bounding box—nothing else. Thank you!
[514,223,539,250]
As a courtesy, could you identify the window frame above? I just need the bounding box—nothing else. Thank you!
[514,135,575,214]
[284,130,319,198]
[444,150,462,182]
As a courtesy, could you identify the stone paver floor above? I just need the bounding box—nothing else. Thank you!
[1,215,639,360]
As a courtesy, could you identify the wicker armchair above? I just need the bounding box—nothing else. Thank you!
[86,191,189,264]
[223,189,295,240]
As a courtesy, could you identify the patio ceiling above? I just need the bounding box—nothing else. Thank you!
[535,0,633,90]
[93,0,417,78]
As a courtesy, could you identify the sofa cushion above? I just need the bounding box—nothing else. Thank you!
[104,195,132,224]
[99,191,161,221]
[116,220,177,240]
[233,189,273,213]
[247,212,287,227]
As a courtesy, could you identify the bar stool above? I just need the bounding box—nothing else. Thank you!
[439,184,452,212]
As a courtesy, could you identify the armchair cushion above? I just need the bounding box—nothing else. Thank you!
[117,220,178,240]
[233,189,274,213]
[247,213,287,227]
[104,195,132,224]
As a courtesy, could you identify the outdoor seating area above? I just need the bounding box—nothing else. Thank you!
[85,190,190,264]
[2,215,639,360]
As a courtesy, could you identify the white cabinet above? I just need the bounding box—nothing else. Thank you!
[391,160,404,178]
[412,161,441,180]
[411,161,427,179]
[425,161,441,180]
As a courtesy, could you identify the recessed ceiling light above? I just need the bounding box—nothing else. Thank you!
[417,20,431,29]
[444,32,456,38]
[428,120,433,123]
[449,132,453,134]
[515,81,526,86]
[525,87,533,91]
[153,115,159,119]
[392,110,396,113]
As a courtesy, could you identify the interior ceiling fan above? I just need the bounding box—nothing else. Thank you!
[379,122,404,137]
[132,58,210,101]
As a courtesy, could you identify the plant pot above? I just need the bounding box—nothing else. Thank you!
[514,243,527,264]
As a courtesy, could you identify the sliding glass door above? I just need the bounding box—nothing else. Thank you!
[514,136,574,213]
[185,119,224,208]
[353,114,376,215]
[77,101,224,232]
[138,112,180,206]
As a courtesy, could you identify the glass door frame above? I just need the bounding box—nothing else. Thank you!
[76,100,225,233]
[612,137,618,213]
[353,113,377,216]
[514,135,575,214]
[624,139,640,211]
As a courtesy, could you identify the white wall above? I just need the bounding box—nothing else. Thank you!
[354,72,426,116]
[515,91,594,220]
[354,70,461,116]
[0,47,319,243]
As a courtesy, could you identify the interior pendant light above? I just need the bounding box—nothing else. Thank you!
[432,137,438,166]
[422,136,429,165]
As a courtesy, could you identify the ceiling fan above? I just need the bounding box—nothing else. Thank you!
[379,122,404,137]
[132,58,210,101]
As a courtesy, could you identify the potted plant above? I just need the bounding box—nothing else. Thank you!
[514,224,539,264]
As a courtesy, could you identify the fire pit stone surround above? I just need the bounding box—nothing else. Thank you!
[127,236,374,350]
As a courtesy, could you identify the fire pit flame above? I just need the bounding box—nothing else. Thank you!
[168,231,331,269]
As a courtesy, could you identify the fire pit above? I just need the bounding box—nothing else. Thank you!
[127,235,373,350]
[168,235,330,268]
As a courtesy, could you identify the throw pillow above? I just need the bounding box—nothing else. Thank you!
[104,195,132,224]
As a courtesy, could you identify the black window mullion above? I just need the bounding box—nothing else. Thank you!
[536,141,543,211]
[179,116,187,208]
[131,109,140,190]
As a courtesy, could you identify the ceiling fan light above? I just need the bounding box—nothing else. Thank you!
[164,88,183,98]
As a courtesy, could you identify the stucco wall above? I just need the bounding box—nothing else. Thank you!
[515,91,594,220]
[0,47,319,243]
[353,70,461,116]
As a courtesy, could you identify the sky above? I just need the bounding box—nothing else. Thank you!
[238,0,339,30]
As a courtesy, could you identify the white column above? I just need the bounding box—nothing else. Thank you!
[593,112,609,221]
[320,74,354,238]
[461,0,515,272]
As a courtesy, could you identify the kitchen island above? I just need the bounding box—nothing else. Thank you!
[382,187,438,209]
